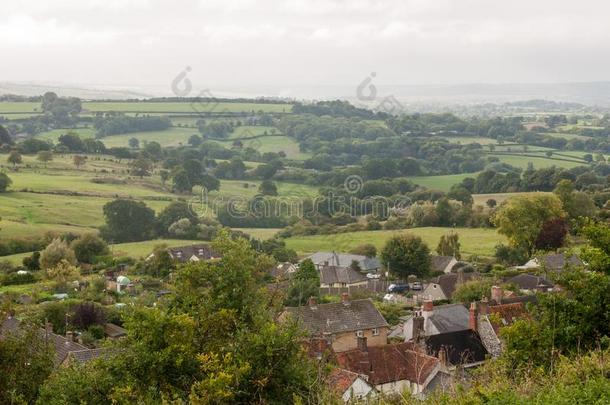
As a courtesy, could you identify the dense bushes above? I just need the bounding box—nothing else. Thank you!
[94,115,171,137]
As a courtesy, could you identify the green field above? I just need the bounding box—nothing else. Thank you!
[228,126,280,139]
[472,192,551,206]
[489,153,586,169]
[101,127,196,148]
[210,134,309,160]
[442,136,500,145]
[35,128,96,143]
[407,173,478,192]
[284,227,506,258]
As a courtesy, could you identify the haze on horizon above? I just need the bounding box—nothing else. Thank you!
[2,0,610,93]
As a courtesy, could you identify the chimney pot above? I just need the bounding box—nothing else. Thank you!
[341,292,350,305]
[422,298,433,312]
[469,302,477,332]
[66,331,74,341]
[308,296,317,308]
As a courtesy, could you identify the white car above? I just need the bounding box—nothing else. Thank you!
[366,272,381,279]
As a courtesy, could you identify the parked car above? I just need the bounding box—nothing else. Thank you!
[410,281,423,291]
[388,283,409,294]
[367,272,381,279]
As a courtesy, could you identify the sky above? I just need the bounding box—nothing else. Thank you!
[1,0,610,92]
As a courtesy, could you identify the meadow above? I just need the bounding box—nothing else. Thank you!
[284,227,506,258]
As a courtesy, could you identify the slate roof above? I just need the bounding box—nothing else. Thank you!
[426,304,470,334]
[270,262,296,280]
[335,342,439,386]
[284,299,388,335]
[306,252,381,272]
[541,253,583,271]
[507,274,554,290]
[104,322,127,338]
[431,256,455,273]
[431,272,478,299]
[167,244,219,263]
[425,329,489,366]
[319,265,368,285]
[65,347,114,364]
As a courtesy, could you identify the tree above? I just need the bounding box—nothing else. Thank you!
[285,259,320,306]
[0,124,12,145]
[447,184,473,205]
[580,221,610,274]
[349,243,377,258]
[172,168,192,194]
[0,322,54,404]
[381,234,431,278]
[159,169,170,186]
[436,231,461,259]
[37,151,53,167]
[494,244,528,266]
[452,279,495,304]
[493,194,566,255]
[129,137,140,148]
[188,134,202,147]
[23,251,41,270]
[129,157,153,178]
[486,198,497,208]
[72,155,87,169]
[101,199,156,242]
[71,234,109,264]
[534,218,568,251]
[0,172,11,192]
[40,238,77,270]
[554,179,596,221]
[201,173,220,192]
[258,179,278,196]
[7,150,22,167]
[46,259,80,287]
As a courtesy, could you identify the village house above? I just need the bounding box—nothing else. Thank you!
[402,299,470,341]
[424,328,489,370]
[269,262,298,281]
[516,252,584,272]
[430,255,459,274]
[305,252,381,274]
[421,270,479,301]
[319,264,368,292]
[327,368,376,402]
[147,244,220,263]
[507,273,554,293]
[335,338,440,396]
[282,293,389,353]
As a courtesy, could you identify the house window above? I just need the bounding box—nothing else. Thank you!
[176,252,182,258]
[198,249,205,256]
[355,330,363,338]
[372,328,379,336]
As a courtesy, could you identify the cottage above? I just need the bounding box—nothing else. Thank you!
[516,253,584,272]
[147,244,220,263]
[319,264,368,290]
[305,252,381,273]
[421,271,478,301]
[403,300,470,341]
[270,262,298,281]
[430,256,459,274]
[104,322,127,339]
[335,339,439,396]
[507,273,554,293]
[425,329,489,370]
[328,368,376,402]
[282,294,389,353]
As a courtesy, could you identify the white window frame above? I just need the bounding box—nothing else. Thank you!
[372,328,379,336]
[355,330,364,338]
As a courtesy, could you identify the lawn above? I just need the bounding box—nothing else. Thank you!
[228,126,280,139]
[210,134,309,160]
[442,136,499,145]
[234,228,281,239]
[0,102,41,113]
[489,153,586,169]
[284,227,506,258]
[35,127,96,143]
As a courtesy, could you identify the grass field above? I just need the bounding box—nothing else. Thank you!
[210,134,309,160]
[101,127,196,148]
[407,173,478,192]
[35,128,96,143]
[442,136,500,145]
[228,126,279,139]
[284,227,506,258]
[488,153,586,169]
[472,192,551,206]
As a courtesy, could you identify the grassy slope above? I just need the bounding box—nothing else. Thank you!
[285,227,506,258]
[407,173,478,192]
[82,102,292,113]
[101,127,195,148]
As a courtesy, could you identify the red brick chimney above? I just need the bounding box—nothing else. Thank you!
[469,302,478,331]
[341,292,350,306]
[479,296,489,315]
[491,286,503,304]
[412,311,425,341]
[422,297,433,313]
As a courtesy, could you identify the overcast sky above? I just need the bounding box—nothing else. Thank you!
[2,0,610,91]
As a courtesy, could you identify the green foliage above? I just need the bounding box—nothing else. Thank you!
[0,172,12,192]
[349,243,377,258]
[101,199,156,243]
[452,279,495,304]
[580,221,610,274]
[259,179,278,196]
[436,231,461,259]
[71,233,109,264]
[381,233,431,278]
[40,237,77,270]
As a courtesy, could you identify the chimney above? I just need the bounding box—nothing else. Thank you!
[308,296,318,308]
[357,336,368,352]
[341,292,350,306]
[412,312,425,341]
[422,297,433,313]
[66,331,74,342]
[469,302,477,332]
[491,286,503,304]
[479,296,489,315]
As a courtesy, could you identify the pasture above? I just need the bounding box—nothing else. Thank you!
[284,227,506,258]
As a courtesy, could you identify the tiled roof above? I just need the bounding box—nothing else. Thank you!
[167,244,219,263]
[336,342,439,386]
[306,252,381,272]
[284,299,388,335]
[507,274,554,290]
[425,329,489,366]
[427,304,470,334]
[319,265,368,285]
[432,272,478,299]
[65,347,113,364]
[104,322,127,338]
[488,302,529,334]
[46,332,89,366]
[327,368,364,394]
[541,253,583,271]
[270,262,296,280]
[431,256,454,272]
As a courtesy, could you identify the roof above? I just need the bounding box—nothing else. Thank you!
[64,347,113,364]
[541,253,583,271]
[489,294,537,306]
[425,329,489,366]
[270,262,296,280]
[306,252,381,272]
[507,274,554,290]
[167,244,219,263]
[431,256,455,272]
[319,265,368,285]
[427,304,471,334]
[327,368,366,395]
[284,299,388,335]
[335,342,439,386]
[430,272,478,299]
[488,302,529,334]
[104,323,127,338]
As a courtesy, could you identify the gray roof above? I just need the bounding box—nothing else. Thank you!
[431,256,455,272]
[306,252,381,272]
[285,298,388,335]
[319,265,368,285]
[541,253,583,271]
[508,274,554,290]
[432,272,478,299]
[65,348,113,364]
[427,303,470,334]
